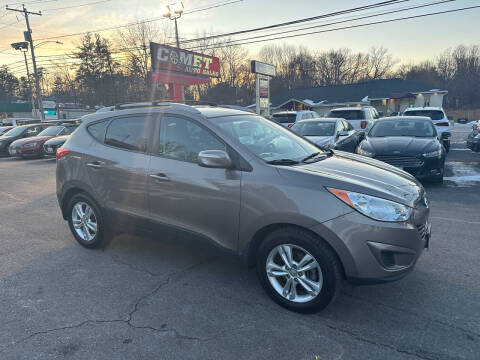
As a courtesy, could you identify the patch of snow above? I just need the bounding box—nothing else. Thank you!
[444,161,480,186]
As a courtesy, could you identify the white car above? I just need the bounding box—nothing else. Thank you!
[326,107,378,133]
[402,107,451,151]
[272,110,319,128]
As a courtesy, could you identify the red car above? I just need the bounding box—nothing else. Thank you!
[9,125,76,158]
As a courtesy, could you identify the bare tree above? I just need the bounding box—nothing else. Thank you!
[365,46,397,80]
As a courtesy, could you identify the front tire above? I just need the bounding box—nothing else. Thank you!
[67,193,105,248]
[256,227,343,313]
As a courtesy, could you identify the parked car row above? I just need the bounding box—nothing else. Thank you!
[466,120,480,152]
[0,121,79,158]
[282,109,449,183]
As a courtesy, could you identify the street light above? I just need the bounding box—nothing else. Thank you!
[162,2,184,48]
[11,41,37,118]
[34,40,63,49]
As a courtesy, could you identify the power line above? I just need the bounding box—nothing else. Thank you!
[4,0,58,6]
[178,0,408,45]
[187,4,480,51]
[186,0,455,50]
[34,0,243,41]
[41,0,111,12]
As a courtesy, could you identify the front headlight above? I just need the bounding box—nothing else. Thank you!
[356,147,374,157]
[328,188,411,222]
[23,142,37,148]
[423,149,442,158]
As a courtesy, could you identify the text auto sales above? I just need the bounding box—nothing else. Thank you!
[155,47,219,77]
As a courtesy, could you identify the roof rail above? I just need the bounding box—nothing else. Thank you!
[112,100,209,114]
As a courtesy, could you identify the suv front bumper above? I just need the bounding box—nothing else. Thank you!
[311,207,429,284]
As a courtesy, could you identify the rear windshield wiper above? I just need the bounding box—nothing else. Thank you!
[266,159,300,165]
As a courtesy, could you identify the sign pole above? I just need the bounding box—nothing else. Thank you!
[255,74,260,115]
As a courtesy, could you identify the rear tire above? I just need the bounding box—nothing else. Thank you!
[67,193,106,249]
[256,227,343,313]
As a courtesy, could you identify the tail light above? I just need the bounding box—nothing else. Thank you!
[288,123,293,128]
[435,122,449,127]
[360,121,368,129]
[56,147,70,160]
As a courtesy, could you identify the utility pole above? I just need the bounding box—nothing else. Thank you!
[6,5,45,120]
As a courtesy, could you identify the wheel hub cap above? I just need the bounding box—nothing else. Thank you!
[266,244,323,303]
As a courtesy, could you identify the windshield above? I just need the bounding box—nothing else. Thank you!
[369,119,437,137]
[328,110,365,120]
[38,126,62,137]
[403,110,444,120]
[0,127,12,135]
[214,115,322,163]
[3,126,26,137]
[272,113,297,124]
[291,121,336,136]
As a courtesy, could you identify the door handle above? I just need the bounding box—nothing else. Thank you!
[150,173,170,182]
[87,161,102,169]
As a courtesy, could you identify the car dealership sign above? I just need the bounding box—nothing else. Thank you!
[150,42,220,78]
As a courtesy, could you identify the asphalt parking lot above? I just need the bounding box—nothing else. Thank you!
[0,124,479,360]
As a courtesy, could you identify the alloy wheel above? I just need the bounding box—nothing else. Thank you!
[266,244,323,303]
[71,201,98,242]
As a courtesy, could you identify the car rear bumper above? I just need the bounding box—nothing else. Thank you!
[311,207,429,284]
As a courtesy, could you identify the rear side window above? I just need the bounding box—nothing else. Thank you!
[328,110,365,120]
[404,110,445,120]
[87,120,109,142]
[272,113,297,124]
[105,117,149,152]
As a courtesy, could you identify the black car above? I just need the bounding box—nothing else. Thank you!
[43,135,70,157]
[356,116,446,182]
[0,123,52,156]
[466,121,480,152]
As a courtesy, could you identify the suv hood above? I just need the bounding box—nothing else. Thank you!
[278,151,423,207]
[365,136,439,156]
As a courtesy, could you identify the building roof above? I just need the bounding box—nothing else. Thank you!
[271,79,446,107]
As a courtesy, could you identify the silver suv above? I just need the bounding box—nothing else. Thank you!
[56,103,430,313]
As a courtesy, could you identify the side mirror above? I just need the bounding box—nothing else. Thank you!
[441,132,451,139]
[198,150,232,169]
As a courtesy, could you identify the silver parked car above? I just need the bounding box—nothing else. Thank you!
[290,118,360,152]
[56,103,430,313]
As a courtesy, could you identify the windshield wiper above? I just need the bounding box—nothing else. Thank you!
[301,152,321,162]
[301,151,331,163]
[266,159,300,165]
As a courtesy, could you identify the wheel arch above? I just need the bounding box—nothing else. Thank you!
[61,186,95,220]
[243,223,346,279]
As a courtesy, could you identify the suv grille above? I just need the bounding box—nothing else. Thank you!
[374,155,424,168]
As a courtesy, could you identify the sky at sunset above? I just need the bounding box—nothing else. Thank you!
[1,0,479,78]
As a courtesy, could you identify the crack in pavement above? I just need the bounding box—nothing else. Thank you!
[0,258,217,353]
[110,256,160,277]
[342,292,480,339]
[323,323,452,360]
